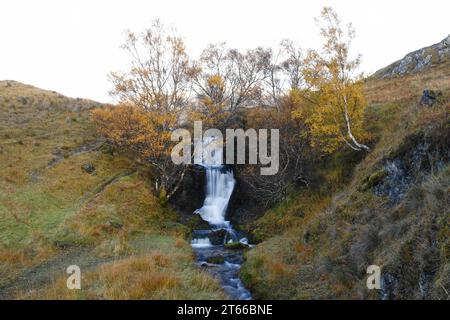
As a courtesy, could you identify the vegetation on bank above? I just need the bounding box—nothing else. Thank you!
[0,81,224,299]
[92,7,373,209]
[240,67,449,299]
[1,7,448,301]
[20,235,225,300]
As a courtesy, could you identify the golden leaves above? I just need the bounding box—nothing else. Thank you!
[92,104,177,161]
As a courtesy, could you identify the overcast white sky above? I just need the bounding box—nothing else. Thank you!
[0,0,448,103]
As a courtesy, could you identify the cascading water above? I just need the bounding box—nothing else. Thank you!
[190,136,252,300]
[195,166,235,228]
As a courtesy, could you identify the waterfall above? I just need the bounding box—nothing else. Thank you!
[191,135,252,300]
[194,136,235,228]
[195,167,235,227]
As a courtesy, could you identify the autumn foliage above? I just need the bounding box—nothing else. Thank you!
[92,105,174,161]
[93,7,372,204]
[92,104,182,201]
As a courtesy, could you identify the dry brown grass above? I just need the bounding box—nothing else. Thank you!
[20,249,226,300]
[241,64,450,300]
[365,64,450,105]
[0,81,225,300]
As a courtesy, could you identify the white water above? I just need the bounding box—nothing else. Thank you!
[194,136,235,228]
[190,136,252,300]
[191,238,213,248]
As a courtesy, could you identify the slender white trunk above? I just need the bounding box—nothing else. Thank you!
[166,168,186,201]
[342,94,370,152]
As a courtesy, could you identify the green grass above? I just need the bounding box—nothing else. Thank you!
[0,81,225,299]
[0,151,132,247]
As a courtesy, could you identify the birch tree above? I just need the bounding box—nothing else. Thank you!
[97,20,193,201]
[298,7,370,153]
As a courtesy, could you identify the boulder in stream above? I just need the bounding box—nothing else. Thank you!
[208,229,228,245]
[206,255,225,264]
[224,242,249,250]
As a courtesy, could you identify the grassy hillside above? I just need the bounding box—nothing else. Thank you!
[0,81,225,299]
[0,41,448,300]
[240,62,449,299]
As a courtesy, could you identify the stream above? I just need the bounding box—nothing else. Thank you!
[190,137,252,300]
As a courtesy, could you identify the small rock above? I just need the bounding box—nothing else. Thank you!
[53,240,72,249]
[420,89,442,106]
[200,262,213,268]
[303,231,312,244]
[81,162,95,174]
[295,211,305,218]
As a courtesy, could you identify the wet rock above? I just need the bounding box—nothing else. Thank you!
[224,242,249,250]
[420,89,442,106]
[208,229,227,245]
[227,174,266,228]
[206,255,225,264]
[81,162,95,174]
[200,262,216,268]
[170,165,205,216]
[188,214,210,230]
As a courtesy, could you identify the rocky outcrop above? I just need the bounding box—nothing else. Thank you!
[373,35,449,79]
[360,120,449,205]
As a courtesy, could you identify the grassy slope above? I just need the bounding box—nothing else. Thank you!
[0,81,225,299]
[240,64,450,299]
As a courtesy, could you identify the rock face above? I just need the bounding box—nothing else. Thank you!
[226,173,265,228]
[373,35,450,79]
[170,164,264,236]
[366,127,449,204]
[208,229,228,245]
[373,159,414,203]
[170,165,206,215]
